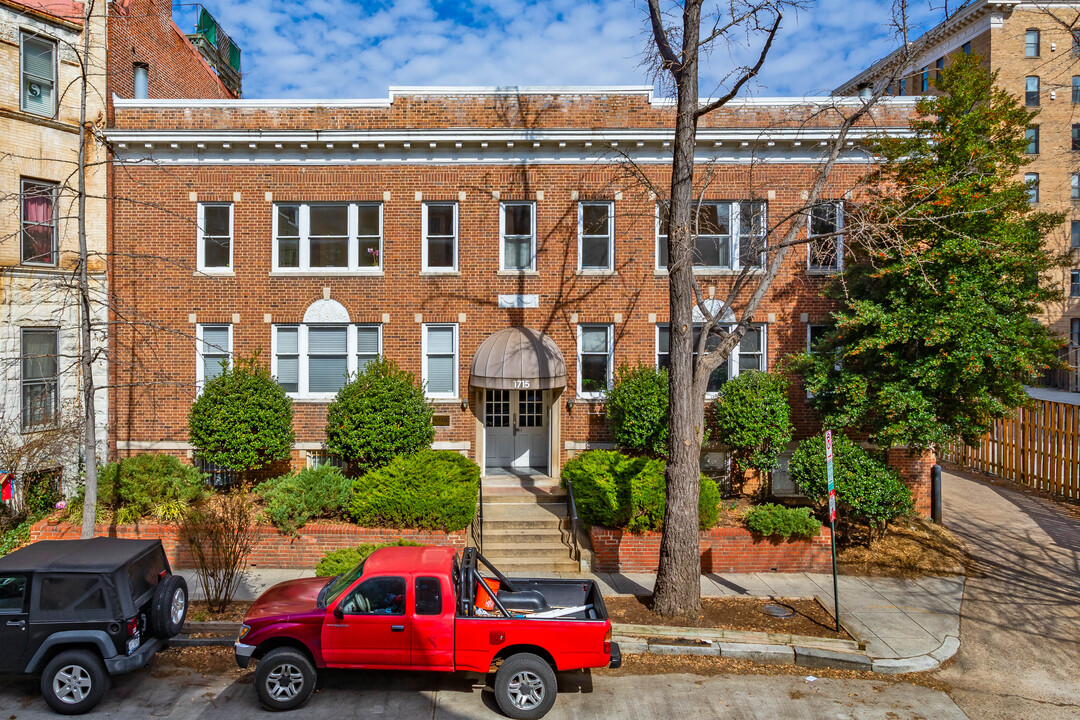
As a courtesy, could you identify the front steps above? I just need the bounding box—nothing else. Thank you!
[479,474,580,573]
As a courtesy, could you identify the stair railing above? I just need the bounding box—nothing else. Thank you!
[470,479,484,553]
[565,478,581,563]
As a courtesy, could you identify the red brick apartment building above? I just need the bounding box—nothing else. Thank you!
[105,87,916,483]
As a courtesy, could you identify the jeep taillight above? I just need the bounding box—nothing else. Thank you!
[604,627,611,655]
[127,617,138,637]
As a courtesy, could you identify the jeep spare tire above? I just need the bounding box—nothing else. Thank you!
[149,574,188,638]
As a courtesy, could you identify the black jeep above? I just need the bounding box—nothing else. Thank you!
[0,537,188,714]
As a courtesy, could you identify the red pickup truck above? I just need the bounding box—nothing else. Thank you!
[234,546,620,719]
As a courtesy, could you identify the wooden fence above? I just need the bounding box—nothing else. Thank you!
[942,399,1080,501]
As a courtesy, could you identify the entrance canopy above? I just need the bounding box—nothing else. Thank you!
[470,327,567,391]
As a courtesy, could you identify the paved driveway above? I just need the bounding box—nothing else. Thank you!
[936,469,1080,719]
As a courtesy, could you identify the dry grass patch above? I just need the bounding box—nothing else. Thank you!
[839,516,965,578]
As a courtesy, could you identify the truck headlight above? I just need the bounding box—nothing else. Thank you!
[238,624,251,641]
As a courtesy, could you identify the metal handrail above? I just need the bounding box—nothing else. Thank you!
[470,479,484,553]
[565,478,581,563]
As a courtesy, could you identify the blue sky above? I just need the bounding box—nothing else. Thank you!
[187,1,945,100]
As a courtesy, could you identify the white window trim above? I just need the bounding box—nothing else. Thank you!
[655,201,765,272]
[272,323,384,401]
[272,202,383,273]
[807,201,845,272]
[577,323,614,400]
[499,200,537,272]
[196,202,234,273]
[654,323,767,398]
[422,323,459,400]
[20,177,58,267]
[195,323,232,393]
[355,323,382,369]
[20,31,57,117]
[422,202,458,272]
[21,326,59,430]
[578,200,614,272]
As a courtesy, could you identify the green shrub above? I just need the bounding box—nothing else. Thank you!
[0,517,33,557]
[68,454,207,524]
[789,434,914,536]
[744,503,822,539]
[314,539,424,577]
[347,450,479,531]
[561,450,719,533]
[188,353,295,477]
[256,465,353,535]
[325,359,434,474]
[713,370,793,473]
[606,364,669,457]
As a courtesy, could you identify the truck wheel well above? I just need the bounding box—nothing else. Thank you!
[492,645,557,671]
[38,643,104,671]
[254,637,316,664]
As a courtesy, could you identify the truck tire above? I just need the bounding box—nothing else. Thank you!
[254,647,317,711]
[149,574,188,639]
[494,653,558,720]
[40,649,110,715]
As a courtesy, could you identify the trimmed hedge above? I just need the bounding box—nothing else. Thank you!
[255,465,353,536]
[562,450,720,534]
[68,454,206,525]
[315,540,424,577]
[347,450,479,531]
[712,370,793,473]
[744,503,822,539]
[606,364,669,457]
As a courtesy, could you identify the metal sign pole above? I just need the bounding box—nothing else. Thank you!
[825,430,840,633]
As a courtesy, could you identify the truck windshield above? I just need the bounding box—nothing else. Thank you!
[323,559,367,606]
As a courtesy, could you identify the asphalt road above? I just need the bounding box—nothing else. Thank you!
[0,661,967,719]
[934,469,1080,719]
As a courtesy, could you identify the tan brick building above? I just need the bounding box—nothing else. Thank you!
[835,0,1080,382]
[105,88,918,485]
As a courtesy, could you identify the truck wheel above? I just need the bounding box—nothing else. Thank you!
[149,574,188,639]
[254,647,316,711]
[40,650,109,715]
[494,653,557,720]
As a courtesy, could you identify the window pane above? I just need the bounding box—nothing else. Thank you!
[278,238,299,268]
[357,205,380,236]
[204,355,226,382]
[310,237,348,267]
[415,577,442,615]
[309,357,348,393]
[22,182,55,264]
[740,328,761,353]
[581,327,608,353]
[504,236,532,269]
[583,204,609,236]
[202,327,229,354]
[204,236,230,267]
[427,205,455,235]
[309,205,348,236]
[504,204,532,236]
[658,326,670,354]
[309,327,347,354]
[581,236,610,269]
[427,236,455,267]
[427,327,454,354]
[22,330,57,380]
[1072,221,1080,249]
[696,203,729,235]
[0,576,26,611]
[277,206,299,237]
[706,365,728,394]
[811,204,837,235]
[581,355,609,392]
[277,327,299,354]
[204,206,230,236]
[276,357,298,392]
[359,237,380,267]
[694,235,724,267]
[346,577,406,615]
[22,37,54,114]
[357,326,379,354]
[426,356,454,394]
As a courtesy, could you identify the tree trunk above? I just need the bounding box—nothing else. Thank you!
[652,1,705,618]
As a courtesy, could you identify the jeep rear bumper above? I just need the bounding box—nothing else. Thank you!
[235,641,256,669]
[104,636,163,674]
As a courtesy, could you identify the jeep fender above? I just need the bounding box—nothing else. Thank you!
[24,631,118,674]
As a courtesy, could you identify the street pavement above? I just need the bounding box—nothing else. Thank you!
[932,468,1080,719]
[0,661,967,719]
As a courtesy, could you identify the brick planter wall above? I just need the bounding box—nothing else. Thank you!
[887,448,936,517]
[590,525,832,574]
[30,519,467,570]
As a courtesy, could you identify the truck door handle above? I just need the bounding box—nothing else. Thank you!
[6,620,25,627]
[390,625,405,632]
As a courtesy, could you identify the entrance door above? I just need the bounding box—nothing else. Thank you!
[485,389,547,472]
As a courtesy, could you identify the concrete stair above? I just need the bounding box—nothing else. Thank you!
[479,474,580,573]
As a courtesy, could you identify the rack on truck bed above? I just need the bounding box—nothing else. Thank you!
[456,547,601,620]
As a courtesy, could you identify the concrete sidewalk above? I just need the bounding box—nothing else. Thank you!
[181,566,961,667]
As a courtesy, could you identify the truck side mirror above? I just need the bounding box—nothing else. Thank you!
[333,605,343,620]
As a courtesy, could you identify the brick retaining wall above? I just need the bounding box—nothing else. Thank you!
[590,525,832,574]
[30,519,466,570]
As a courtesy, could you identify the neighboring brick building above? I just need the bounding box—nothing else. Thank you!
[835,0,1080,383]
[106,87,919,485]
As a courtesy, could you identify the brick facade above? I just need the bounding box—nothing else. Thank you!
[590,525,833,574]
[886,448,936,516]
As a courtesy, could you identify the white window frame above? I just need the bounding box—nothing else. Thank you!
[355,323,382,373]
[271,323,384,400]
[807,201,845,272]
[422,202,458,272]
[577,324,614,399]
[422,323,459,400]
[195,323,233,393]
[655,201,766,272]
[197,202,233,272]
[20,32,57,117]
[578,201,614,272]
[271,202,383,273]
[655,323,767,398]
[500,201,537,272]
[20,177,57,267]
[21,327,59,430]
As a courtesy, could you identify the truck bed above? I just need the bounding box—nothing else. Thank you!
[490,578,608,620]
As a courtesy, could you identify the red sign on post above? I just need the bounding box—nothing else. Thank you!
[825,430,836,522]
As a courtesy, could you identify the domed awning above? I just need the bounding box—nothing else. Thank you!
[470,327,567,391]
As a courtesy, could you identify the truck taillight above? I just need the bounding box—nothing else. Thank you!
[604,627,611,655]
[127,617,138,638]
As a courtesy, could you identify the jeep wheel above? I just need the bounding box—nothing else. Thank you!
[254,647,317,711]
[40,650,109,715]
[149,574,188,639]
[494,653,557,720]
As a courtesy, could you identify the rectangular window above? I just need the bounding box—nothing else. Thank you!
[1073,125,1080,152]
[273,323,380,397]
[1026,173,1039,203]
[501,201,536,271]
[693,202,732,268]
[0,576,27,612]
[899,78,906,96]
[656,324,765,395]
[423,202,457,271]
[20,33,56,116]
[808,324,830,354]
[356,325,381,372]
[308,326,348,393]
[578,324,613,398]
[1072,221,1080,250]
[274,326,299,393]
[1027,126,1040,154]
[1072,270,1080,298]
[739,201,766,268]
[1073,30,1080,57]
[197,203,232,270]
[306,451,345,470]
[961,41,971,55]
[1074,77,1080,104]
[807,202,844,271]
[21,179,56,265]
[1026,29,1040,57]
[935,57,944,82]
[921,67,929,93]
[656,201,764,270]
[196,324,231,390]
[1026,76,1040,107]
[579,201,614,271]
[414,577,443,615]
[1074,174,1080,201]
[423,324,458,399]
[273,203,382,272]
[1072,318,1080,346]
[21,328,58,429]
